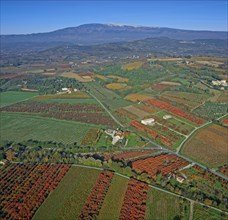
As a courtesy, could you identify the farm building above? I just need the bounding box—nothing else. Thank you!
[163,115,172,120]
[141,118,155,126]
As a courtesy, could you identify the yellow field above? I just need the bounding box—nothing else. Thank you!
[106,83,128,90]
[122,61,143,70]
[107,75,129,83]
[62,72,94,82]
[159,81,181,86]
[34,91,90,100]
[124,93,151,102]
[93,74,107,80]
[148,58,183,62]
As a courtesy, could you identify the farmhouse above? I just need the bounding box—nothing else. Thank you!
[163,115,172,120]
[141,118,155,126]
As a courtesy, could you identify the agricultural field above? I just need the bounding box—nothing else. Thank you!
[193,204,227,220]
[130,120,185,149]
[145,188,190,220]
[124,93,152,102]
[147,98,205,126]
[122,61,144,70]
[0,163,70,220]
[33,166,100,220]
[132,153,189,179]
[120,179,148,219]
[0,91,38,107]
[62,72,94,82]
[98,174,129,220]
[123,105,151,118]
[154,110,195,135]
[0,112,99,145]
[182,124,228,168]
[193,102,228,120]
[161,91,210,110]
[81,128,102,145]
[0,101,116,126]
[216,91,228,103]
[106,83,129,90]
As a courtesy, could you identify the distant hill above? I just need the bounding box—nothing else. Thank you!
[1,23,227,47]
[35,37,228,59]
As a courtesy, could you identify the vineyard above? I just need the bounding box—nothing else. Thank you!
[132,154,189,178]
[130,120,174,148]
[0,163,70,220]
[120,179,148,220]
[0,101,116,126]
[146,99,205,125]
[182,124,228,168]
[79,171,114,219]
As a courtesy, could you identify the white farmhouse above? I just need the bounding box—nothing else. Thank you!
[141,118,155,126]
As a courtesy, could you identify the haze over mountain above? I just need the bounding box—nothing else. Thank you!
[1,23,227,46]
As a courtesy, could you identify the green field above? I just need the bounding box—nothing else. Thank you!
[98,174,129,220]
[193,204,227,220]
[145,188,190,220]
[0,91,38,107]
[0,112,100,144]
[33,166,100,220]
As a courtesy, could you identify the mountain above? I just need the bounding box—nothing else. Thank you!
[1,23,227,47]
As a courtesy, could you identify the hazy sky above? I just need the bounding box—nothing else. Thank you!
[1,1,227,34]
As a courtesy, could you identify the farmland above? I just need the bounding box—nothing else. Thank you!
[0,91,38,107]
[120,179,148,220]
[33,166,100,220]
[0,112,100,145]
[145,188,190,220]
[147,99,205,125]
[182,124,228,168]
[193,204,227,220]
[98,174,129,220]
[124,93,152,102]
[122,61,144,70]
[0,101,116,126]
[0,163,70,220]
[161,91,210,110]
[132,153,189,178]
[106,82,128,90]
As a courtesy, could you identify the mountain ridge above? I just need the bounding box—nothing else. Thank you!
[1,23,227,45]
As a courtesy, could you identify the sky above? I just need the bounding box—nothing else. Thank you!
[1,0,227,34]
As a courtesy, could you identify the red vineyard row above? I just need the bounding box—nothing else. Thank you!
[132,154,189,178]
[0,163,70,220]
[79,171,114,219]
[120,178,148,220]
[146,99,204,125]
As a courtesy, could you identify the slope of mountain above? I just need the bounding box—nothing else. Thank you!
[1,23,227,46]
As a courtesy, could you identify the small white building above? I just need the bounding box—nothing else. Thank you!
[141,118,155,126]
[62,88,69,91]
[163,115,172,120]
